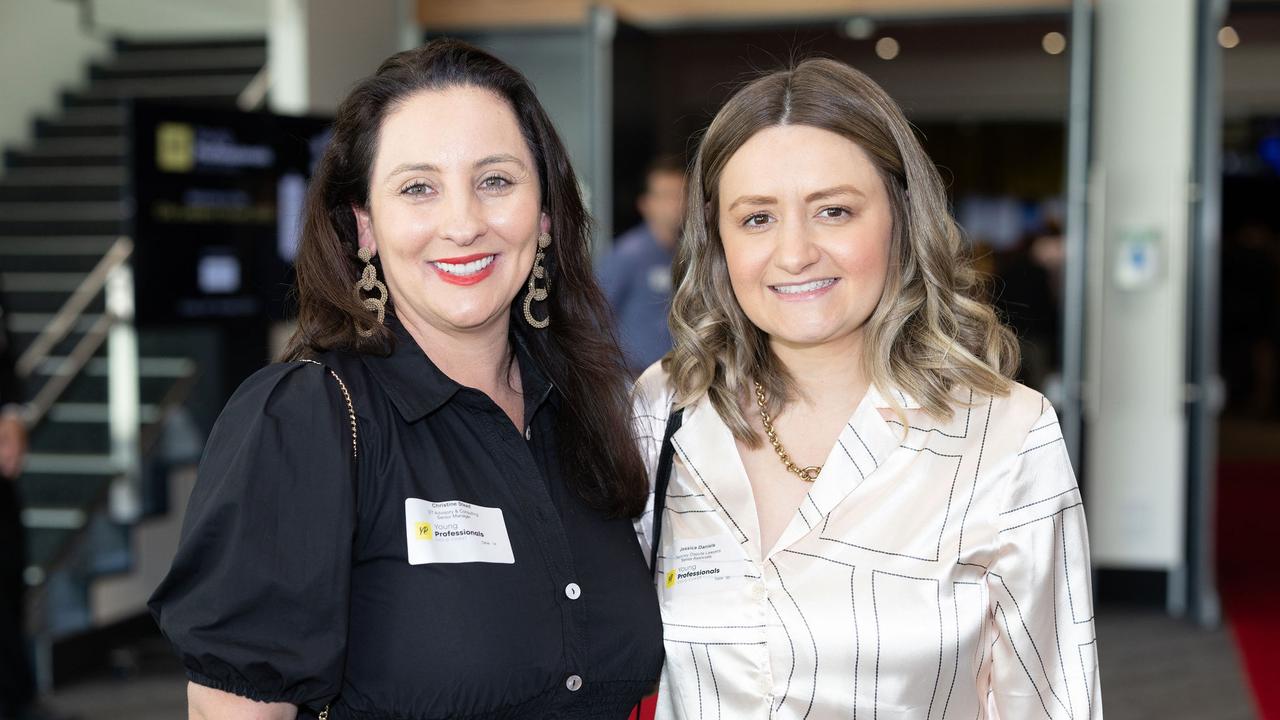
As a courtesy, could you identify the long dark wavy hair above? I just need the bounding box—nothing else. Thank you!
[283,39,647,517]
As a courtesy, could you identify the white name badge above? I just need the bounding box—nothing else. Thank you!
[404,499,515,565]
[662,532,747,596]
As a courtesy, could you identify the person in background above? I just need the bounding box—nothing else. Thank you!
[0,281,33,720]
[1,289,56,720]
[598,156,686,374]
[996,221,1064,393]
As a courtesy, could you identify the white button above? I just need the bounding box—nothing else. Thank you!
[566,674,583,692]
[565,583,581,600]
[525,426,532,440]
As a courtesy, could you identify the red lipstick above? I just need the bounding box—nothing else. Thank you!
[429,253,498,286]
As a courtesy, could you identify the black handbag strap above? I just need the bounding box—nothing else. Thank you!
[649,408,684,572]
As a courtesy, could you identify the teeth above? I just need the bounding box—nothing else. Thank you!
[432,255,495,276]
[774,278,836,295]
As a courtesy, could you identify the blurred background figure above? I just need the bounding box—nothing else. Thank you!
[1220,219,1278,418]
[597,155,686,374]
[1,284,57,720]
[0,285,35,720]
[996,220,1065,393]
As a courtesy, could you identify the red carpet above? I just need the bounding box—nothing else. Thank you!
[1217,460,1280,718]
[627,695,656,720]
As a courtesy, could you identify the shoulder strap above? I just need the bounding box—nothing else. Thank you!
[649,408,684,572]
[299,358,359,460]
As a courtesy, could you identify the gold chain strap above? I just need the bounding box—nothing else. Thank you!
[299,360,358,459]
[754,381,820,482]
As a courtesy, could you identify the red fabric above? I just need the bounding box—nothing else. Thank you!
[627,694,657,720]
[1217,461,1280,718]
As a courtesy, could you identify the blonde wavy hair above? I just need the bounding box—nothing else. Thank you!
[664,58,1019,445]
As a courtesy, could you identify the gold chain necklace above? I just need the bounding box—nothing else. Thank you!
[754,381,821,482]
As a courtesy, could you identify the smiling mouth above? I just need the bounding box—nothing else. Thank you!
[771,278,838,295]
[431,254,496,277]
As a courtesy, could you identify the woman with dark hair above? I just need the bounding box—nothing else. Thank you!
[633,58,1101,718]
[150,39,662,719]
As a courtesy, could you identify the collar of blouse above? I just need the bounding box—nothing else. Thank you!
[361,317,557,422]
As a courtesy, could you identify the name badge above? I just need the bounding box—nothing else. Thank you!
[404,499,515,565]
[662,532,747,596]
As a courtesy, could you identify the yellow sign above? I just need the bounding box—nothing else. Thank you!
[665,569,677,589]
[156,122,195,172]
[415,522,434,540]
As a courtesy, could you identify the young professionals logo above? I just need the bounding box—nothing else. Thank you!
[416,522,434,540]
[156,123,195,172]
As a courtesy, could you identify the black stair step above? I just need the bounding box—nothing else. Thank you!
[23,136,125,156]
[4,151,124,169]
[26,527,83,571]
[0,235,118,259]
[9,328,97,361]
[20,472,113,510]
[114,37,265,53]
[0,185,122,202]
[0,288,104,315]
[91,64,263,81]
[0,167,125,187]
[29,419,111,455]
[105,45,266,75]
[34,119,124,140]
[81,74,255,100]
[56,107,128,127]
[0,253,109,273]
[60,93,126,110]
[7,311,106,338]
[22,371,179,406]
[0,220,124,235]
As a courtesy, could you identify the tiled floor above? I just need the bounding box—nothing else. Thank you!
[38,605,1258,719]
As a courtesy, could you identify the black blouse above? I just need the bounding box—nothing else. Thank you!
[149,321,664,719]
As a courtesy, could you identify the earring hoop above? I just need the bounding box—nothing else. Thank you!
[522,231,551,329]
[354,246,388,337]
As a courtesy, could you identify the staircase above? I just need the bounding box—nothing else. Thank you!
[0,37,265,637]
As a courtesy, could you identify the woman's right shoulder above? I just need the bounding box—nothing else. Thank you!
[220,357,361,428]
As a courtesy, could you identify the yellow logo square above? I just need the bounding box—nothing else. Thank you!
[665,569,677,589]
[156,122,195,173]
[415,522,434,540]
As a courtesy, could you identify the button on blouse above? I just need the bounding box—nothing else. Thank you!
[150,321,663,719]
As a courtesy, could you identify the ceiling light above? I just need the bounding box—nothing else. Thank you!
[875,37,900,60]
[1218,26,1240,49]
[1042,31,1067,55]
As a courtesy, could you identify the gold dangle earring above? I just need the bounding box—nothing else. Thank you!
[354,246,388,336]
[522,231,552,329]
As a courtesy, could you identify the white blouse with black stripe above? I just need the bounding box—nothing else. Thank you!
[633,364,1102,720]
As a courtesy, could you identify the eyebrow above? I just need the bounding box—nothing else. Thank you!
[726,184,866,213]
[726,195,777,212]
[805,184,866,203]
[385,154,527,180]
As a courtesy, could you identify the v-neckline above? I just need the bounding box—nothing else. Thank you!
[671,386,902,564]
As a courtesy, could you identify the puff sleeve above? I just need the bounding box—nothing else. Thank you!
[984,401,1102,719]
[148,361,356,710]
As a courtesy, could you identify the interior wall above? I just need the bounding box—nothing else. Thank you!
[92,0,268,38]
[0,0,107,155]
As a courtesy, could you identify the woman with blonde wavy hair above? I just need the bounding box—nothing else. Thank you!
[633,58,1102,719]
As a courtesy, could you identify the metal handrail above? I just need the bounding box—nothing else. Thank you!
[22,314,113,429]
[14,236,133,379]
[236,63,270,111]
